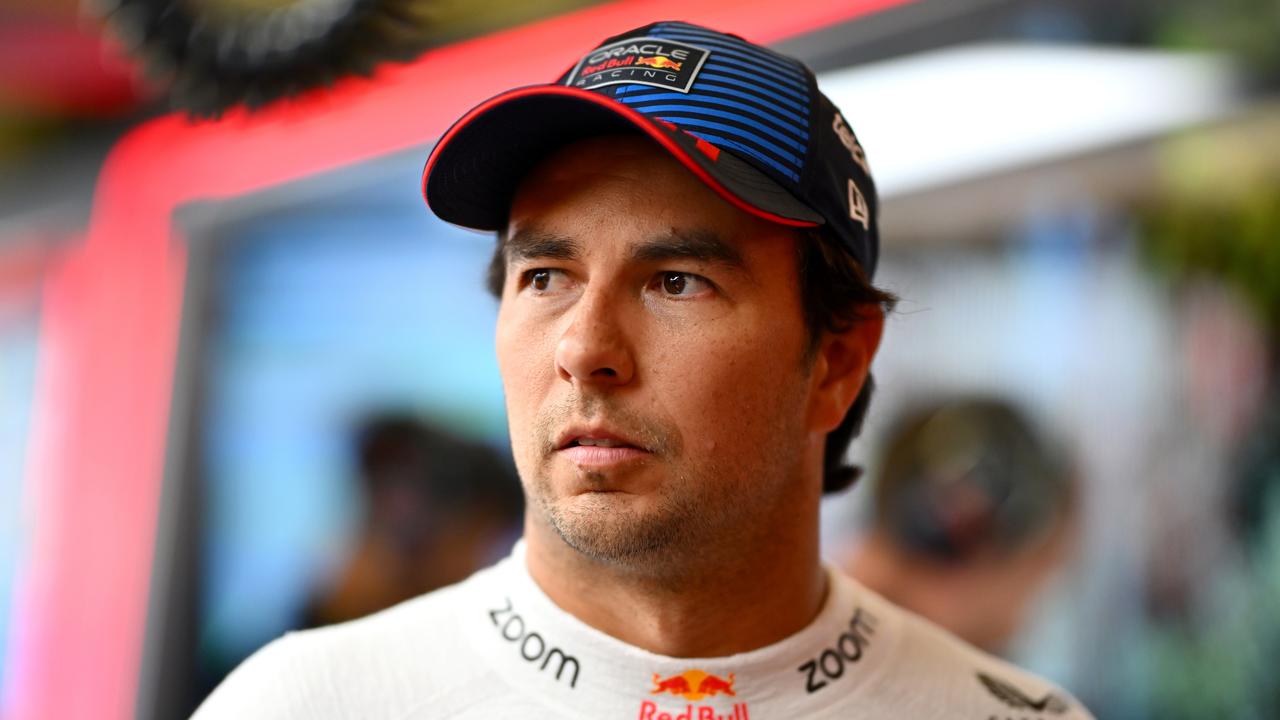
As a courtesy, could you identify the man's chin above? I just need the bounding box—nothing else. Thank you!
[541,492,689,564]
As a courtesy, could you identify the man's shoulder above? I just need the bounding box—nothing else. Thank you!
[192,562,507,719]
[854,584,1094,719]
[292,568,482,650]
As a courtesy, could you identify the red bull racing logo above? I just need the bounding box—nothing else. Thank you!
[651,669,735,700]
[641,670,749,720]
[564,36,709,93]
[636,55,683,71]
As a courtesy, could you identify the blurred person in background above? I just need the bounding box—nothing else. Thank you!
[199,413,523,699]
[300,413,523,628]
[845,398,1076,654]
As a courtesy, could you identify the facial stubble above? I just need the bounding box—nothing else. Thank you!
[524,382,812,578]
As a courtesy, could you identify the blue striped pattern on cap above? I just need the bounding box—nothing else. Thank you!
[605,21,812,182]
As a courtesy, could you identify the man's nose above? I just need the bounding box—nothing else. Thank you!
[554,289,635,387]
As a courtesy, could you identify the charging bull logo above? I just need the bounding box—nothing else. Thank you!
[652,670,736,700]
[637,55,683,71]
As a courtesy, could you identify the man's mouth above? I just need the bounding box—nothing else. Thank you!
[565,437,633,448]
[555,427,651,467]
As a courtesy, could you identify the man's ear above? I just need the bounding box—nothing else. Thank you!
[810,306,884,433]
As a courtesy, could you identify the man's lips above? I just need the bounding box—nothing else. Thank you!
[558,445,650,466]
[554,427,651,467]
[554,426,649,451]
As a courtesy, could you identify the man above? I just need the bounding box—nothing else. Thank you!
[195,21,1093,719]
[299,414,522,630]
[844,398,1077,653]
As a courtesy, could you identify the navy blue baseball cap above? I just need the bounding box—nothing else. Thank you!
[422,20,879,277]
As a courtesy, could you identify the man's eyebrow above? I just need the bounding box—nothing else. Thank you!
[503,229,583,264]
[629,229,745,269]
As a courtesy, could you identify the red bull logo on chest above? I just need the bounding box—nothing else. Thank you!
[642,669,749,720]
[651,669,735,700]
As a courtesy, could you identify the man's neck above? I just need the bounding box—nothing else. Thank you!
[523,519,828,658]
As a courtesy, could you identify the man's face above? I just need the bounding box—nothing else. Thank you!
[496,135,833,567]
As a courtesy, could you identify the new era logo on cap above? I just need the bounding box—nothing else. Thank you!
[565,37,711,93]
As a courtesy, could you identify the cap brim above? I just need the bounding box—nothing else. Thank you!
[422,85,823,232]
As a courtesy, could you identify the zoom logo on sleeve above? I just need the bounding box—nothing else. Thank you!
[488,597,580,688]
[798,607,876,693]
[564,37,710,93]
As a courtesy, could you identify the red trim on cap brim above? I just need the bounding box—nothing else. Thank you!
[422,85,821,229]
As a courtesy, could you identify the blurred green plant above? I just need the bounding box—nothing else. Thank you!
[1142,186,1280,337]
[1138,98,1280,720]
[1155,0,1280,88]
[1145,490,1280,719]
[1141,111,1280,340]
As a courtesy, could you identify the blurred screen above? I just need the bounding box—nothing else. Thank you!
[0,246,43,710]
[192,153,517,694]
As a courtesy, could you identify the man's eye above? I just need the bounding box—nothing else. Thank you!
[658,272,712,297]
[522,268,565,292]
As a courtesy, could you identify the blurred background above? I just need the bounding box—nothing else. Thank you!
[0,0,1276,718]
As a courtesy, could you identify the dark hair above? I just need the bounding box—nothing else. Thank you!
[795,229,897,493]
[873,397,1073,561]
[355,412,524,515]
[486,227,896,495]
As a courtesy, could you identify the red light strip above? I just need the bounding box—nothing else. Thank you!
[10,0,912,718]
